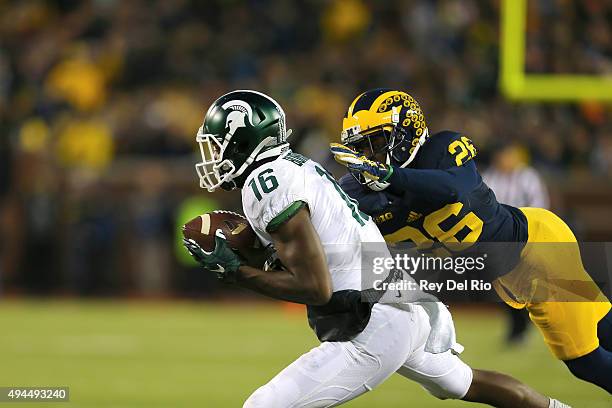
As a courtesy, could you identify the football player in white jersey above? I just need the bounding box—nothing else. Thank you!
[184,90,568,408]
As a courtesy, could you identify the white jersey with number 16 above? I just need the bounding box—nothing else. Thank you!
[241,151,386,292]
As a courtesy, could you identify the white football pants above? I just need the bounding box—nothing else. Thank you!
[243,303,473,407]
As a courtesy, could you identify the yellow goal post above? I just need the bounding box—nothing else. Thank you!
[500,0,612,102]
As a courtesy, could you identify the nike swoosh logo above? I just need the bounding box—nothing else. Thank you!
[210,265,225,274]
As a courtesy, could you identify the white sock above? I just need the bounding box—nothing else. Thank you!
[549,398,572,408]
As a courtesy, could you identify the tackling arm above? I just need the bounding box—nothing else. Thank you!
[236,207,333,305]
[387,161,481,203]
[330,135,482,204]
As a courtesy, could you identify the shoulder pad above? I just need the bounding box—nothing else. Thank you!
[415,131,477,169]
[242,160,307,234]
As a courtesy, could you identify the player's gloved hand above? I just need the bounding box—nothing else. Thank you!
[183,229,243,283]
[330,143,394,184]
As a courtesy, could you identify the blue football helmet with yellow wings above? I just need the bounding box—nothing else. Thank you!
[337,88,430,190]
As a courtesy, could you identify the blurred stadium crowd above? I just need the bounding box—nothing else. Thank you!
[0,0,610,297]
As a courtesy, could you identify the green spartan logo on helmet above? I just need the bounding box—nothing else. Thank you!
[195,90,292,192]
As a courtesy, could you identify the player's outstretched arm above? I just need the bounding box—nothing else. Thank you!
[236,207,333,306]
[330,141,481,202]
[386,162,481,202]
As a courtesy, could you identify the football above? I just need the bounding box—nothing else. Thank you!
[182,210,266,267]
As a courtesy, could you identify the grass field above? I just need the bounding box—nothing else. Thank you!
[0,300,609,407]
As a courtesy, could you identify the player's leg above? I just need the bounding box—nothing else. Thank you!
[563,309,612,394]
[464,370,560,407]
[243,341,378,408]
[393,304,472,399]
[563,346,612,394]
[597,308,612,351]
[524,300,612,393]
[243,304,416,408]
[396,345,473,400]
[509,208,612,392]
[398,352,566,408]
[397,306,565,407]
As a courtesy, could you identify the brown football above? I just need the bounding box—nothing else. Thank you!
[182,210,266,268]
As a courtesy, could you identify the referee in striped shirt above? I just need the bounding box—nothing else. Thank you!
[483,142,550,344]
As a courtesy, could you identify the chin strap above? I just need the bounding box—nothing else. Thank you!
[229,136,290,183]
[399,127,429,169]
[255,142,290,161]
[222,142,291,191]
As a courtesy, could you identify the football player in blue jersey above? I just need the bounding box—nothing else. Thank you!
[331,88,612,393]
